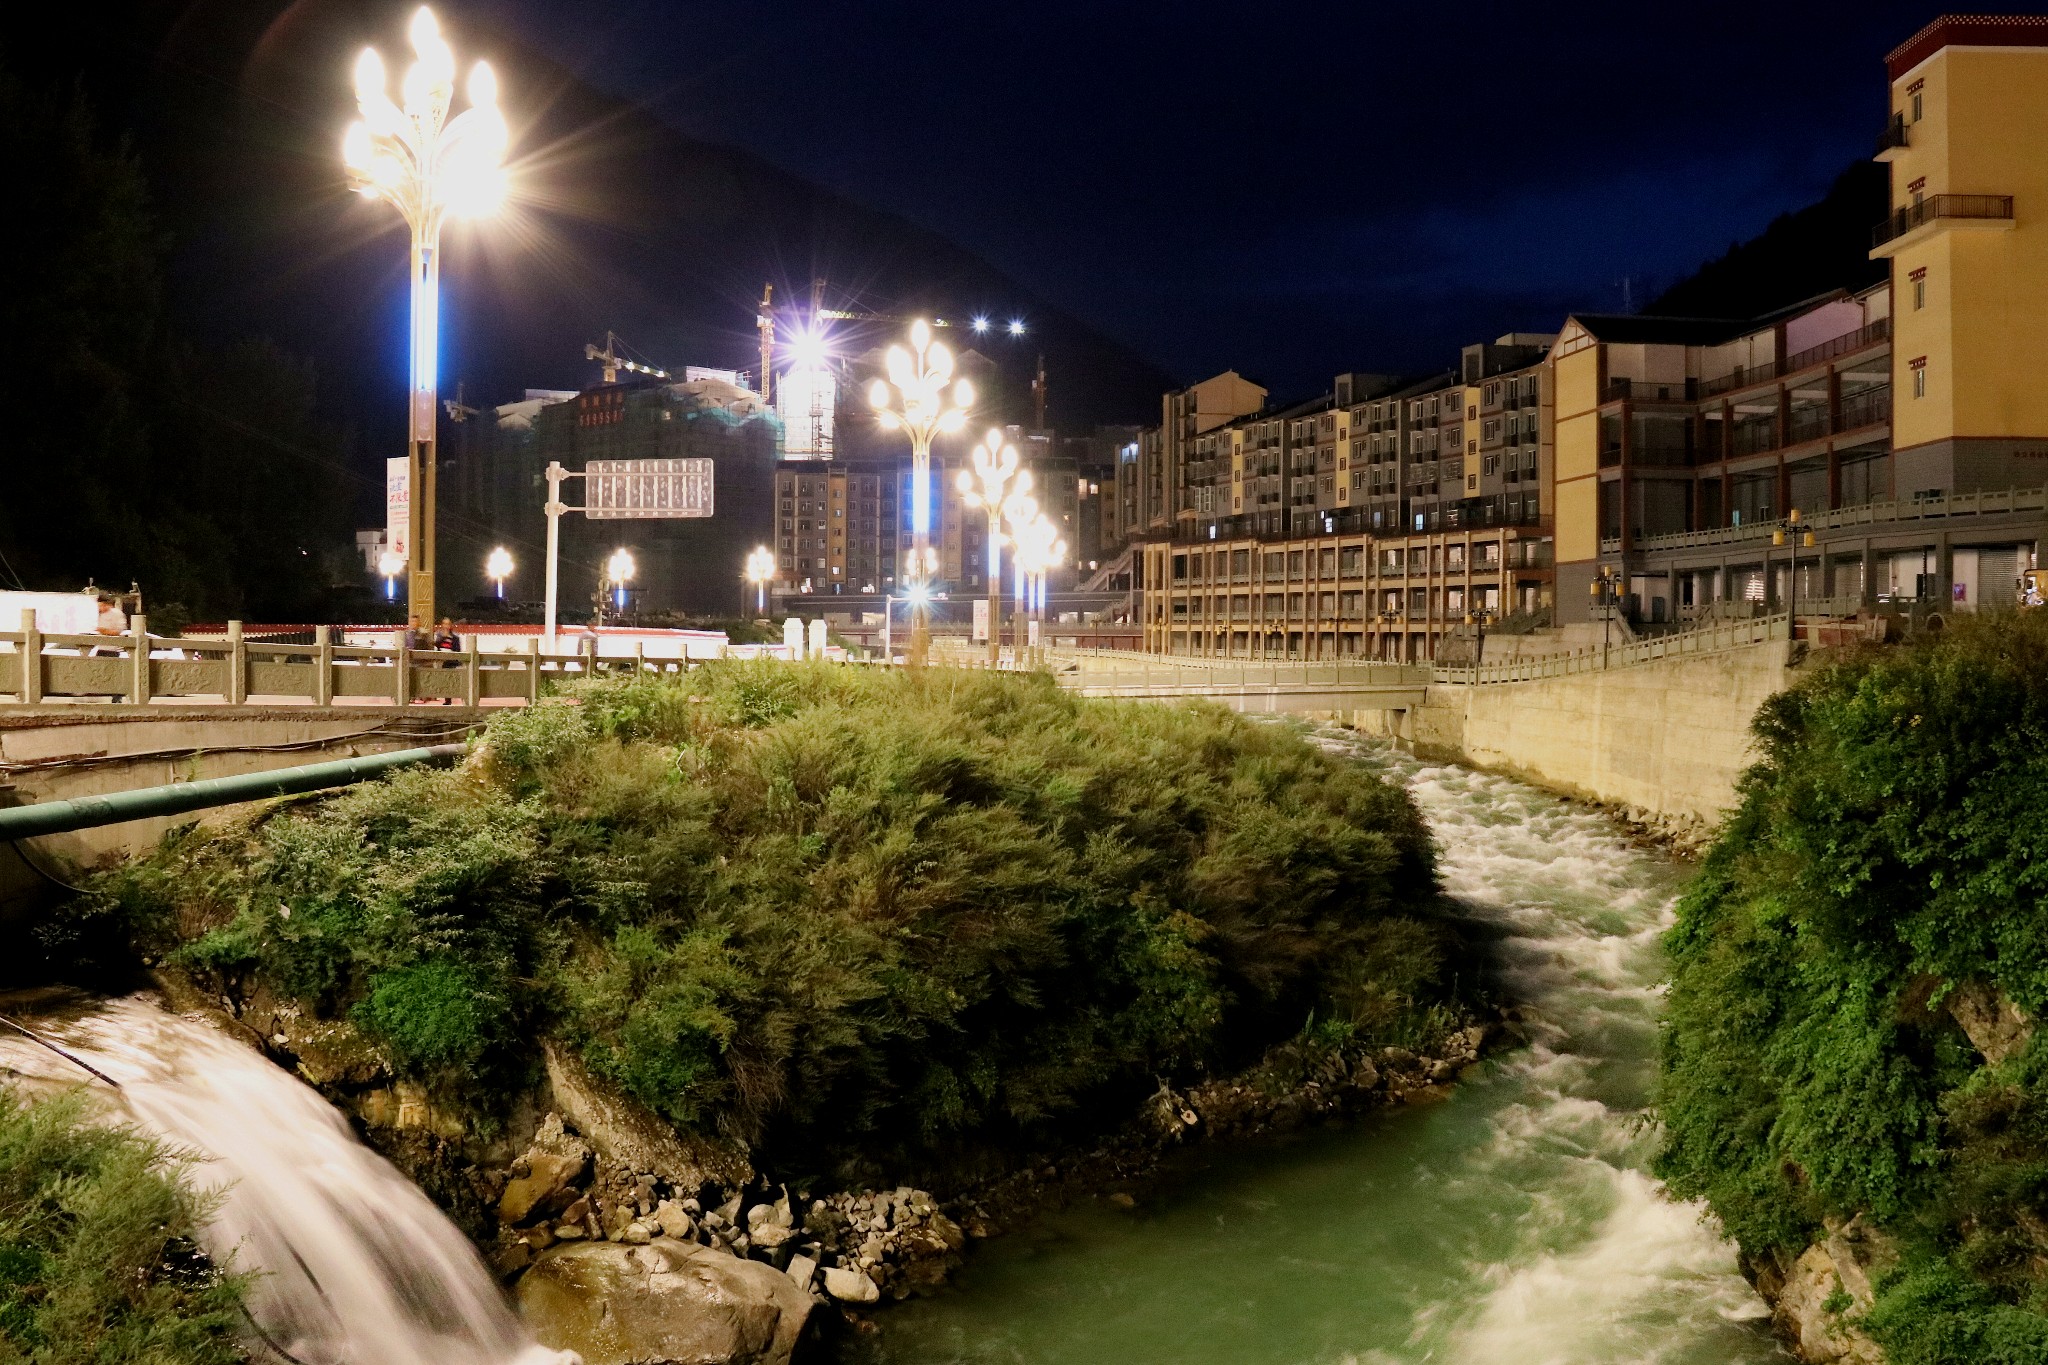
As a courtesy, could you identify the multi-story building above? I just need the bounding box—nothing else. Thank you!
[442,375,778,614]
[1138,523,1551,661]
[1125,340,1557,659]
[1542,16,2048,625]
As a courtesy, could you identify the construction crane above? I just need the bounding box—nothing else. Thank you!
[584,332,669,385]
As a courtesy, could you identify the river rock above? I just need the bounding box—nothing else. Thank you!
[518,1238,813,1365]
[500,1151,590,1226]
[821,1265,881,1305]
[543,1041,752,1193]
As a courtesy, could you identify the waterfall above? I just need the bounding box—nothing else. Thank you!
[0,995,572,1365]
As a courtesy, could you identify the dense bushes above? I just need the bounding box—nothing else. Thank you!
[1656,612,2048,1362]
[0,1088,244,1364]
[93,664,1451,1170]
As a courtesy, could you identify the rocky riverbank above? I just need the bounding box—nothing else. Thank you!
[162,966,1497,1364]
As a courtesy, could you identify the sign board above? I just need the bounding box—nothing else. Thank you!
[586,459,714,519]
[972,598,990,642]
[385,457,411,560]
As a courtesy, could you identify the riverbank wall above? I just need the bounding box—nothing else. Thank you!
[1353,639,1795,845]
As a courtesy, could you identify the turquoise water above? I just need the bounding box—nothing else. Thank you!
[858,742,1787,1365]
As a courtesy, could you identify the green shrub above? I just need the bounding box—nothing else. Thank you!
[112,663,1454,1170]
[1655,611,2048,1357]
[0,1087,244,1365]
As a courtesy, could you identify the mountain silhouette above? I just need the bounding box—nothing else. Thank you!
[76,0,1172,482]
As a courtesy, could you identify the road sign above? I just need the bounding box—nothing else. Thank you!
[585,458,714,519]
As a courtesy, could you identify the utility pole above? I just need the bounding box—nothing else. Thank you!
[756,285,775,404]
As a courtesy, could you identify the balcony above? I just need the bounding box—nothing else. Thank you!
[1871,194,2014,252]
[1602,377,1695,404]
[1875,113,1909,160]
[1783,316,1889,375]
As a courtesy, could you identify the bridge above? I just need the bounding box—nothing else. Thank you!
[1,609,1796,905]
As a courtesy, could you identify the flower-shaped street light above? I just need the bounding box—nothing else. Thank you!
[606,547,636,616]
[744,546,776,616]
[955,428,1030,667]
[377,548,406,603]
[869,320,973,667]
[484,546,514,599]
[344,6,510,627]
[1012,512,1065,669]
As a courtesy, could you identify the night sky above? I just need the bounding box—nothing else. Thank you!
[473,0,1974,395]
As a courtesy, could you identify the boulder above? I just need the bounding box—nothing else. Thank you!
[1948,980,2033,1065]
[501,1151,591,1226]
[518,1238,813,1365]
[821,1265,880,1305]
[543,1043,751,1194]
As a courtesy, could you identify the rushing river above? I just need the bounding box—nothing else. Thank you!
[860,740,1788,1365]
[0,995,568,1365]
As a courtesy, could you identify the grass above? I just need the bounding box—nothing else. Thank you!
[0,1086,244,1365]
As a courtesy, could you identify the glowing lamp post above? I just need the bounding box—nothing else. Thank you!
[377,549,405,603]
[484,546,513,599]
[744,545,776,616]
[344,6,509,628]
[606,548,636,616]
[1012,511,1064,669]
[955,428,1030,667]
[868,320,972,668]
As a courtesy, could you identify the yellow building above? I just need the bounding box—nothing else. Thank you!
[1876,15,2048,489]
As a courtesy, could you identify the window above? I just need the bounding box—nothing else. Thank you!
[1913,361,1927,399]
[1910,266,1927,310]
[1911,87,1923,122]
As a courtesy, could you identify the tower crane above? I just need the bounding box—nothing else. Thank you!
[584,331,669,385]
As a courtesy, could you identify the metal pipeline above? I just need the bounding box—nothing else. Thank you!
[0,744,468,841]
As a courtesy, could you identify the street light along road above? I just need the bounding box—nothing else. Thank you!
[868,320,973,669]
[343,6,509,628]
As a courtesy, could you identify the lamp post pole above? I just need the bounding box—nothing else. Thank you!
[344,7,509,630]
[957,428,1028,668]
[868,321,973,669]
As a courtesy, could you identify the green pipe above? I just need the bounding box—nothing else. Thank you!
[0,744,469,841]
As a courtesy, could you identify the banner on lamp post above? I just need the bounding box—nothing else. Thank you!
[972,599,989,642]
[385,456,411,560]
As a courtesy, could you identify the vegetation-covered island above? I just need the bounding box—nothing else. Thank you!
[15,663,1484,1359]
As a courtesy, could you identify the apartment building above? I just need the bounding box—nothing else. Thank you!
[1538,15,2048,624]
[775,429,1093,600]
[1139,524,1551,660]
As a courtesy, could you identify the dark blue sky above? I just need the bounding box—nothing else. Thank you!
[481,0,1967,395]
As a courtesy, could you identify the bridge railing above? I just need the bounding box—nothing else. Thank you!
[1430,613,1789,685]
[0,615,689,708]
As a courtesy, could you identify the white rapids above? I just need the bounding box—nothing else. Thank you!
[858,738,1789,1364]
[0,995,571,1365]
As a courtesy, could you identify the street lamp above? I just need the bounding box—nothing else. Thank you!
[1772,508,1814,653]
[377,548,406,603]
[956,428,1030,667]
[868,320,973,667]
[744,545,776,616]
[344,5,509,629]
[606,547,636,617]
[485,546,513,599]
[1589,565,1623,667]
[1013,509,1064,669]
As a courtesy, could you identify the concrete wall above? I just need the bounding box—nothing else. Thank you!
[1361,639,1792,840]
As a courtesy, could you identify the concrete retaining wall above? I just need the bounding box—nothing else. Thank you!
[0,708,489,926]
[1358,640,1794,841]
